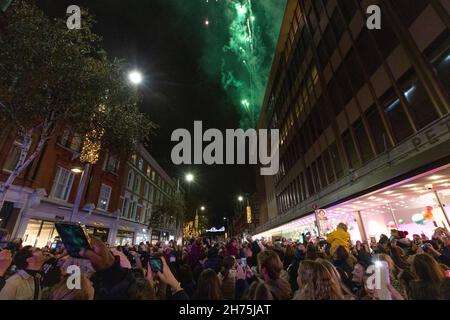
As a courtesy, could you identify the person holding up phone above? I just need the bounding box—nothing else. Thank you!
[151,256,188,300]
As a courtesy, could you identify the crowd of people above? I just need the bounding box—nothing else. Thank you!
[0,223,449,300]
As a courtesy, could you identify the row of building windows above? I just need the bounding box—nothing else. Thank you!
[276,0,449,180]
[130,153,173,196]
[273,0,449,215]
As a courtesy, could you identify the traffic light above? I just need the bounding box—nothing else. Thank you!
[0,0,13,13]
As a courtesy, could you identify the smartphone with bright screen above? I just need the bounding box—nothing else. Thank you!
[54,223,91,258]
[149,257,163,273]
[241,257,247,268]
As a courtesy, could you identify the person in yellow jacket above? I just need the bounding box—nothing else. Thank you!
[327,223,351,256]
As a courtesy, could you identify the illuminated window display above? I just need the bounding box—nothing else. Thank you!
[255,166,450,243]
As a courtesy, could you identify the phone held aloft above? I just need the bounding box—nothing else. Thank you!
[376,261,391,300]
[149,256,163,273]
[54,222,91,259]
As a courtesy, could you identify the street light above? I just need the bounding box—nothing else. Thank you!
[128,70,143,85]
[185,173,194,183]
[71,167,83,174]
[200,206,205,211]
[238,196,244,202]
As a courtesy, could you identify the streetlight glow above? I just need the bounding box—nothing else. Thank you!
[200,206,205,211]
[71,167,83,174]
[128,70,143,85]
[185,173,194,182]
[238,196,244,202]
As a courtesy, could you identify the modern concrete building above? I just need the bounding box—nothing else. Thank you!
[255,0,450,241]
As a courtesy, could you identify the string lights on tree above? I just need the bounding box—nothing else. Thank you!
[80,128,105,164]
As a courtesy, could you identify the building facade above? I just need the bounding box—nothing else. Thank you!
[0,126,182,247]
[232,192,261,238]
[255,0,450,241]
[116,144,181,245]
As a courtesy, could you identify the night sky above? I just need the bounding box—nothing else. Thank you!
[36,0,286,227]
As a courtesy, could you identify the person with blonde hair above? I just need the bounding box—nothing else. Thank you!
[316,258,355,299]
[45,273,94,300]
[294,260,344,300]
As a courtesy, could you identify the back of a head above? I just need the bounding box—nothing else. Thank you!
[334,245,349,262]
[46,274,94,300]
[177,264,194,283]
[257,250,282,280]
[337,223,348,232]
[194,269,223,300]
[222,255,236,271]
[412,253,444,284]
[316,258,341,282]
[253,282,274,300]
[305,243,318,260]
[297,260,344,300]
[127,276,155,300]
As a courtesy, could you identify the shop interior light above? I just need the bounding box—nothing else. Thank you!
[428,175,443,180]
[382,191,394,195]
[403,184,418,188]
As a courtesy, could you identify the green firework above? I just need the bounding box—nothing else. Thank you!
[168,0,287,129]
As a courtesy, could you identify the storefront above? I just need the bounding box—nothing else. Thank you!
[255,164,450,243]
[22,219,58,248]
[151,230,160,244]
[115,229,135,246]
[135,229,150,244]
[161,231,169,242]
[86,226,109,243]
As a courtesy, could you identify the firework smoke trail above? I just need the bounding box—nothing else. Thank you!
[201,0,286,129]
[223,0,263,128]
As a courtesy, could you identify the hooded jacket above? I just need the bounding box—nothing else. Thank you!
[327,227,351,256]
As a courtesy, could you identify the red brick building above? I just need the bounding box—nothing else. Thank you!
[0,125,181,246]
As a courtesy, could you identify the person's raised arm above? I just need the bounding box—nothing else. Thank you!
[156,256,188,300]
